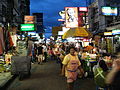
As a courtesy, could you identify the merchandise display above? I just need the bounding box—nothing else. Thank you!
[0,55,11,73]
[0,27,17,87]
[5,54,12,64]
[16,41,27,56]
[0,56,6,72]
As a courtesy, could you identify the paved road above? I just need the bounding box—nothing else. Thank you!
[7,60,96,90]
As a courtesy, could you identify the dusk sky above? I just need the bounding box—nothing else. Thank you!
[30,0,87,27]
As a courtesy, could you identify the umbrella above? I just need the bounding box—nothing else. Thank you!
[62,27,92,39]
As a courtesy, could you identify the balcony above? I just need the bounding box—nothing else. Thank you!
[106,21,120,30]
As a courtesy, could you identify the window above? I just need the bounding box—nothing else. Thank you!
[2,5,6,16]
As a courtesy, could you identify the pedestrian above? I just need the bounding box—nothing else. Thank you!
[102,53,112,70]
[42,43,47,62]
[106,58,120,90]
[27,38,34,64]
[37,43,44,64]
[59,45,66,69]
[48,47,54,61]
[34,44,38,62]
[61,46,84,90]
[93,59,109,90]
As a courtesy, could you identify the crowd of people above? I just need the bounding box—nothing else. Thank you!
[27,40,120,90]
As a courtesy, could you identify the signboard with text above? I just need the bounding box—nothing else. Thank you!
[24,16,36,24]
[101,7,118,16]
[112,29,120,35]
[20,24,35,31]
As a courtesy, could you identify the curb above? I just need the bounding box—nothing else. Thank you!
[0,75,16,90]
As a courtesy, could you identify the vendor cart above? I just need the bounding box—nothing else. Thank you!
[11,56,31,80]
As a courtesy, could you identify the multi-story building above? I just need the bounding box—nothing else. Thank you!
[88,0,120,54]
[0,0,7,26]
[19,0,30,23]
[0,0,30,27]
[33,13,44,33]
[88,0,120,33]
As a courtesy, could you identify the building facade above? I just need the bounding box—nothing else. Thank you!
[0,0,8,26]
[88,0,120,54]
[88,0,120,33]
[0,0,30,27]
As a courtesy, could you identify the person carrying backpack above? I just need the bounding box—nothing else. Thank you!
[93,59,109,90]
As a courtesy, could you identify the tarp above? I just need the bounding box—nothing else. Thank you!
[62,27,92,39]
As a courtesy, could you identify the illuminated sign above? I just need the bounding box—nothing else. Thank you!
[28,32,36,36]
[20,24,35,31]
[24,16,36,24]
[112,29,120,35]
[101,7,118,16]
[62,27,70,32]
[58,31,64,35]
[65,7,78,28]
[58,19,65,21]
[79,7,88,12]
[104,32,112,36]
[59,11,65,19]
[58,11,65,21]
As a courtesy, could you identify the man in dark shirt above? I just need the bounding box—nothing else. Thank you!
[37,43,43,64]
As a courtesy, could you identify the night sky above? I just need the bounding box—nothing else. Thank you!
[30,0,87,27]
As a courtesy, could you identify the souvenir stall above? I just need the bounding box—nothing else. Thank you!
[0,26,14,73]
[112,29,120,54]
[81,45,98,77]
[0,26,17,87]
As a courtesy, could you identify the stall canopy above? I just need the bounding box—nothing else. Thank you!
[62,27,92,39]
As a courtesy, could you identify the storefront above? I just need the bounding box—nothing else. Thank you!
[0,26,17,88]
[112,29,120,54]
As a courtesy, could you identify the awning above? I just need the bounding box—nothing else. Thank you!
[62,27,92,39]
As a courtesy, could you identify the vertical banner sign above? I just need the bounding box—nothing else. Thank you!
[78,7,88,27]
[65,7,78,28]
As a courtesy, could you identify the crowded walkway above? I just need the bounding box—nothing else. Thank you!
[7,60,95,90]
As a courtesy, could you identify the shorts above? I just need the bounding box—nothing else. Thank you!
[38,54,44,60]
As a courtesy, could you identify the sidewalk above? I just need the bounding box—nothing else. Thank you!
[0,72,14,89]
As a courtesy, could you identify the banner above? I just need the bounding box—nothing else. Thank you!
[65,7,78,28]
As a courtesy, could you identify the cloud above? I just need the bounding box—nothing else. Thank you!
[30,0,87,26]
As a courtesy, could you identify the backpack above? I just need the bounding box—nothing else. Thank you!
[93,65,107,88]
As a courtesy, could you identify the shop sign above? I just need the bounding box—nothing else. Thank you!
[104,32,112,36]
[20,24,35,31]
[58,11,65,21]
[24,16,36,24]
[79,7,88,12]
[101,7,118,16]
[65,7,78,28]
[112,29,120,35]
[58,19,65,21]
[58,31,65,35]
